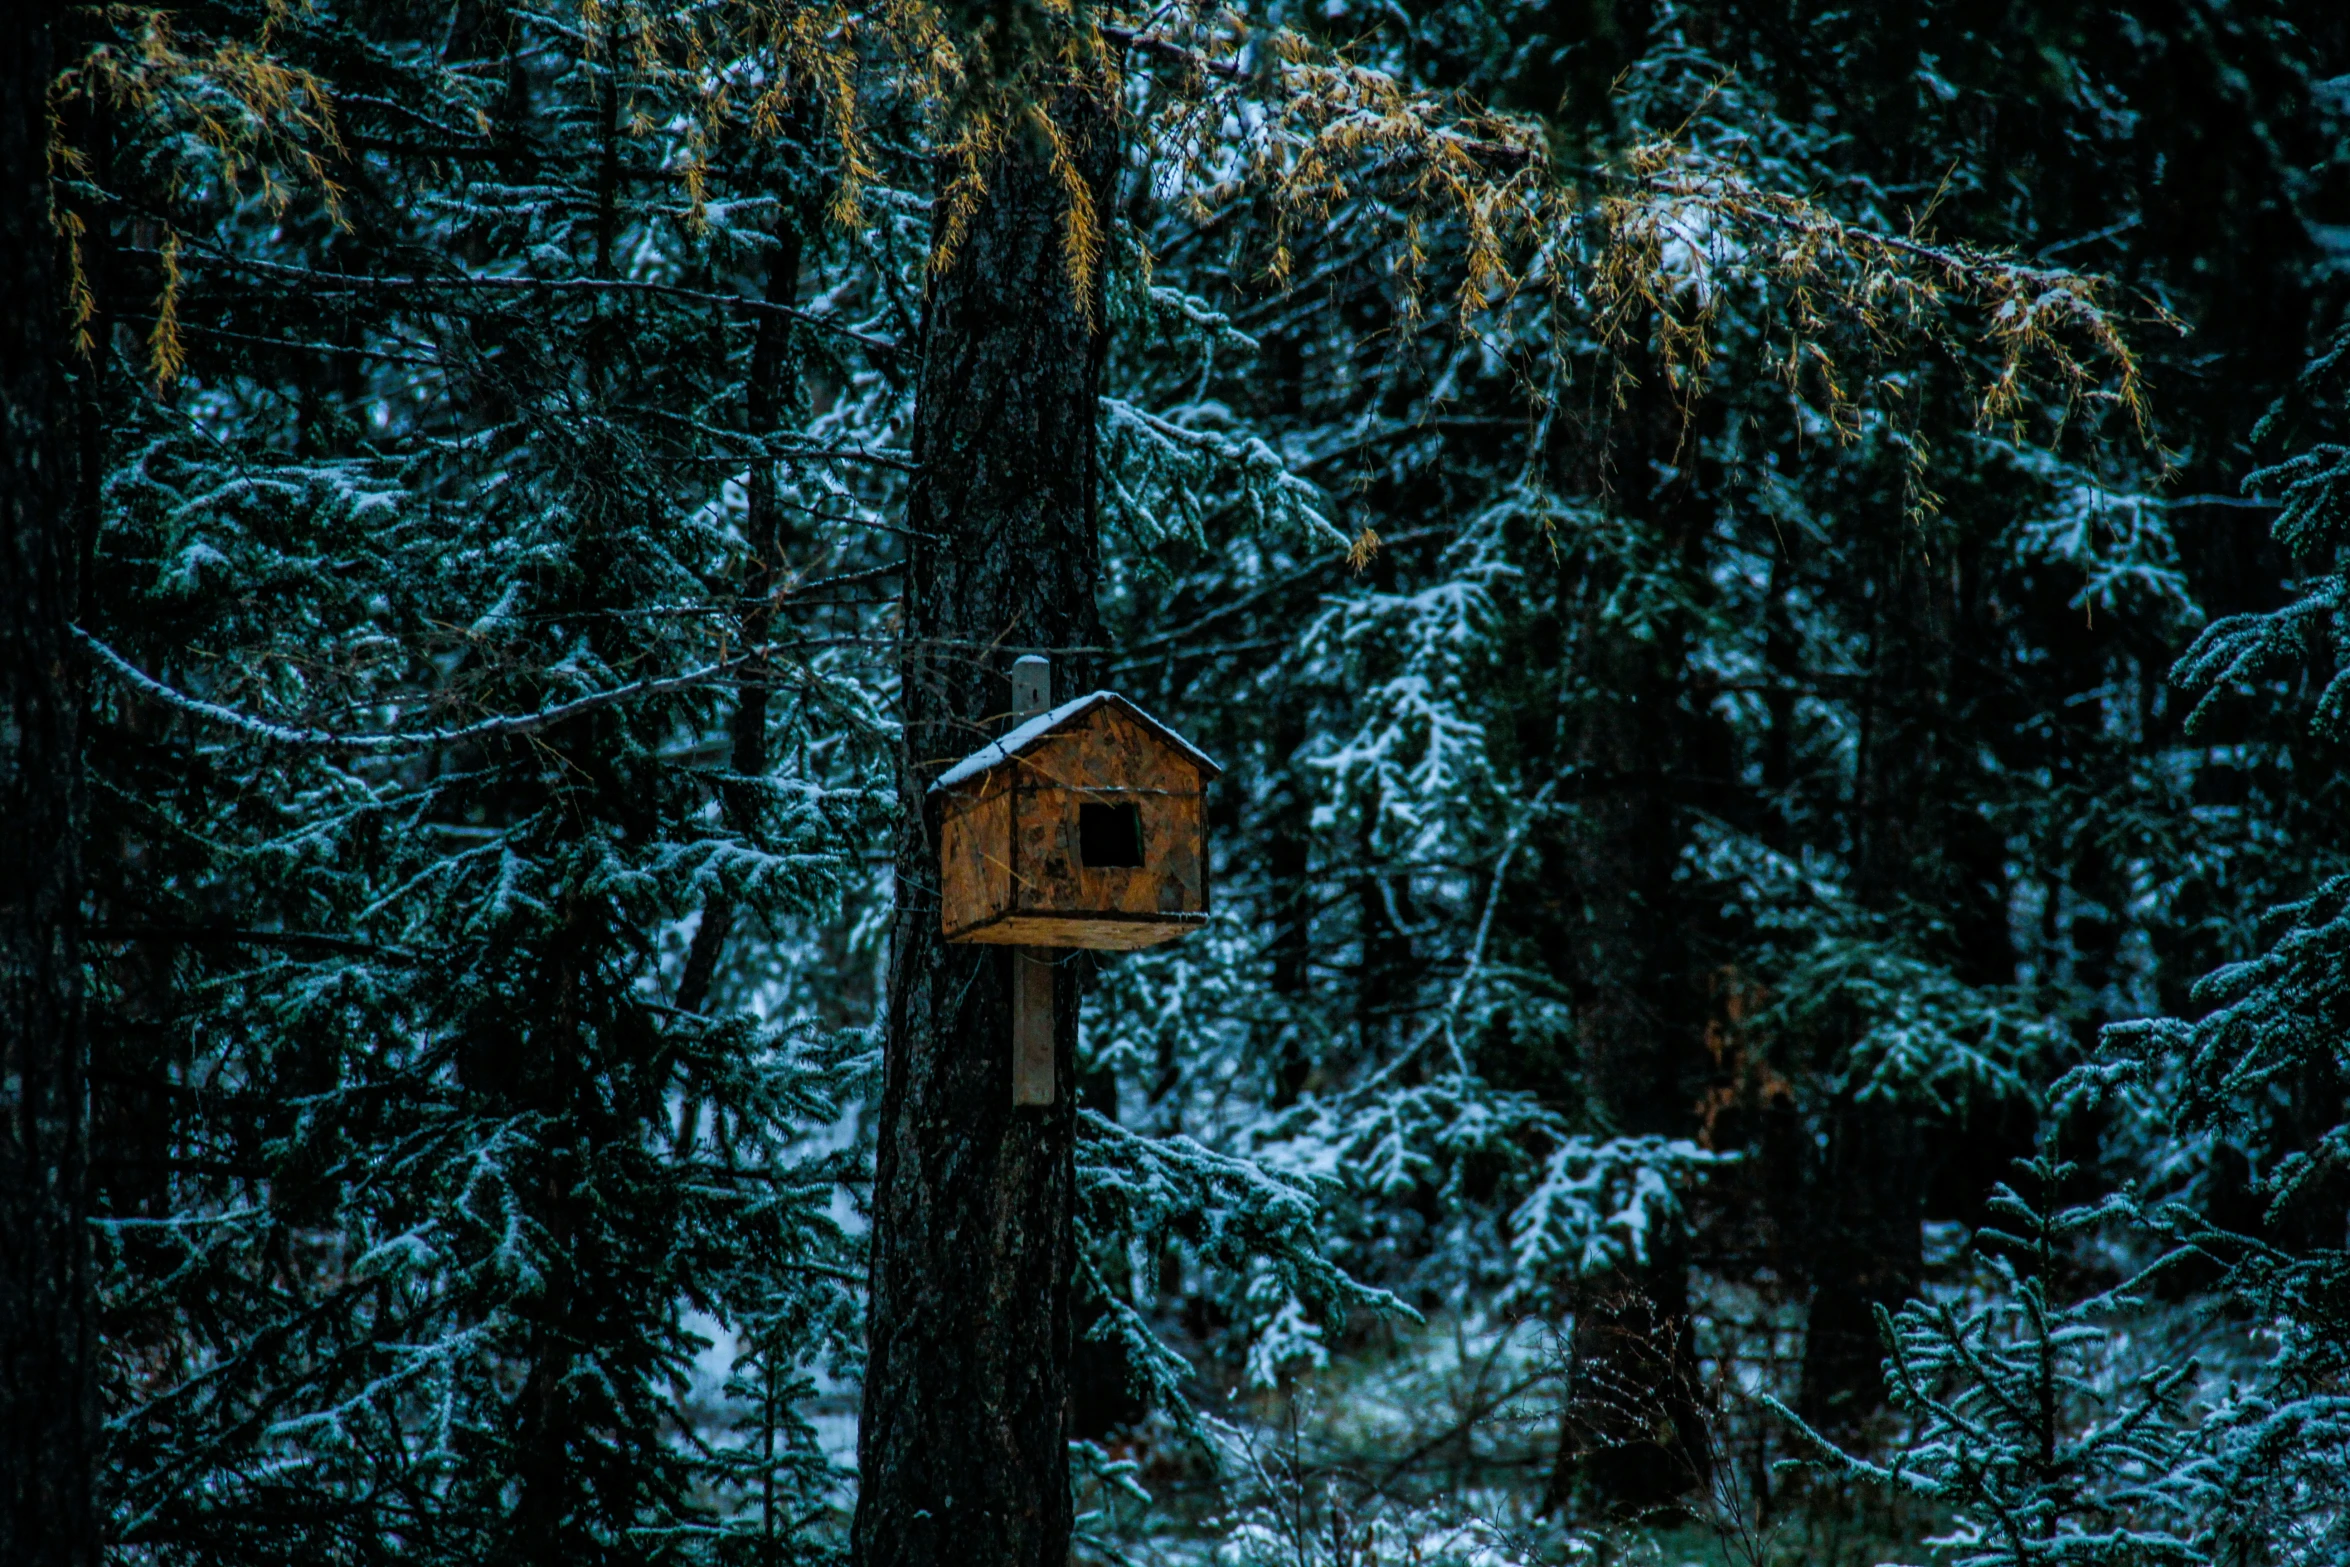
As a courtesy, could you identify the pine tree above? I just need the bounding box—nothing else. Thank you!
[62,1,897,1559]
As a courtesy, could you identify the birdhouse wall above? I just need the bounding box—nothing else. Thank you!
[938,769,1014,936]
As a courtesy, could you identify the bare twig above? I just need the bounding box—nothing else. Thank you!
[133,245,902,355]
[77,626,771,754]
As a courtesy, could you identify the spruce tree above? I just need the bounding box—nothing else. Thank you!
[2086,319,2350,1564]
[1774,1158,2214,1567]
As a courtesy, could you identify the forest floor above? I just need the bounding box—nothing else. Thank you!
[1077,1306,1948,1565]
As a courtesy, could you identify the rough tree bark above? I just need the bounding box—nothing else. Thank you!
[851,80,1117,1567]
[1,2,100,1563]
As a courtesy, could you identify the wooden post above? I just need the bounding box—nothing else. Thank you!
[1010,655,1055,1105]
[1011,949,1054,1106]
[1010,654,1052,724]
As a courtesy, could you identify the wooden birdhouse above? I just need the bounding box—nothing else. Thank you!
[933,658,1221,952]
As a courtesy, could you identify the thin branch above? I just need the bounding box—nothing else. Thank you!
[84,924,416,960]
[76,626,765,754]
[1101,25,1537,169]
[1440,770,1564,1075]
[133,245,902,356]
[1352,768,1569,1094]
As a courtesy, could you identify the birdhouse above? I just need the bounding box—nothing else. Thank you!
[933,673,1221,951]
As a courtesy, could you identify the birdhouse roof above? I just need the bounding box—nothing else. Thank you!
[929,691,1223,794]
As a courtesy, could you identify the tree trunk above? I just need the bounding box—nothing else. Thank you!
[1,3,99,1563]
[676,179,813,1016]
[1545,324,1713,1521]
[852,80,1116,1567]
[1793,535,1972,1436]
[1795,1100,1927,1440]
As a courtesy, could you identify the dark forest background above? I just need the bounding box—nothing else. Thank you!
[5,0,2350,1563]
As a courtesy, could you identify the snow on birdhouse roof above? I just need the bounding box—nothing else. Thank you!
[928,690,1222,794]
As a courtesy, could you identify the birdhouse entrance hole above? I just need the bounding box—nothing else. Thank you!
[1079,802,1144,868]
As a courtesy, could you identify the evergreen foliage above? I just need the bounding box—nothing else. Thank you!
[63,0,902,1558]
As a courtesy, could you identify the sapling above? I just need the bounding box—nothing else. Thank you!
[1770,1156,2213,1567]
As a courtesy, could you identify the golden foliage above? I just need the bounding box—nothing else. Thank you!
[56,208,97,358]
[50,6,346,378]
[53,8,345,221]
[929,109,1004,278]
[1035,98,1105,318]
[148,229,184,384]
[1592,136,2162,449]
[1100,8,2157,487]
[40,0,2152,471]
[565,0,2162,477]
[606,0,1122,319]
[611,0,899,233]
